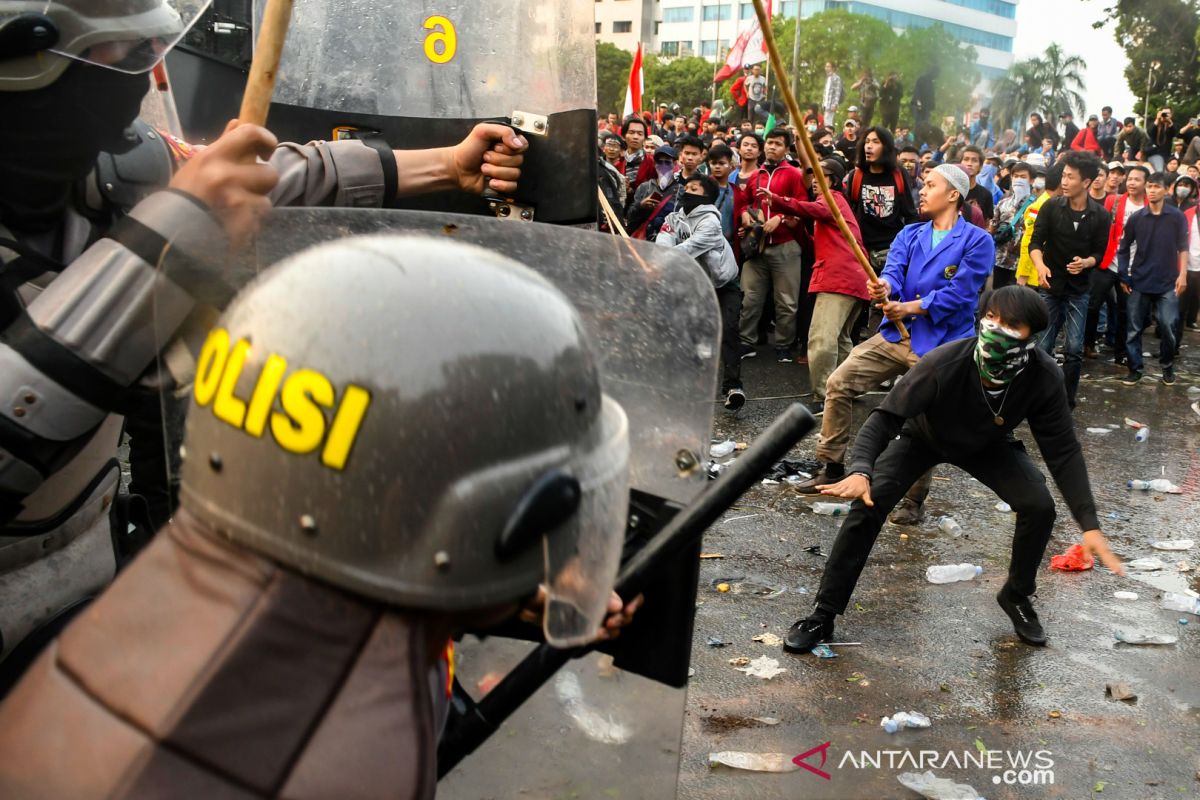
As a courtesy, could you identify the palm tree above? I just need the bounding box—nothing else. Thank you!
[991,59,1043,131]
[1036,43,1087,119]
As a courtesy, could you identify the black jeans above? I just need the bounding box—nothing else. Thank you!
[813,434,1056,617]
[1084,269,1126,353]
[717,283,744,393]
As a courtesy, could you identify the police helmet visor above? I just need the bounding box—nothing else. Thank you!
[40,0,210,74]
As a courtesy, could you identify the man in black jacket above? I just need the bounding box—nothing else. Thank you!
[783,287,1124,654]
[1028,151,1111,408]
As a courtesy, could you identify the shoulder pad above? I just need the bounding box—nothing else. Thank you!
[93,120,174,215]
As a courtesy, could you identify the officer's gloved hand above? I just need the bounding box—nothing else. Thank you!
[169,120,280,246]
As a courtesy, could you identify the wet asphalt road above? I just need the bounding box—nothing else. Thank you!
[443,332,1200,800]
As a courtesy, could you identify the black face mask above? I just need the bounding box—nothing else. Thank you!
[0,60,149,226]
[680,193,706,214]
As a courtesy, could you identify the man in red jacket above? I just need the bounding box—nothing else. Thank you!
[732,67,750,121]
[757,158,868,412]
[1071,115,1105,157]
[1085,165,1147,361]
[741,128,810,361]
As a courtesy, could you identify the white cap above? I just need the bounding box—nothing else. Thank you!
[931,163,971,200]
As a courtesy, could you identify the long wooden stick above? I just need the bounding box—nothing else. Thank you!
[597,187,630,238]
[238,0,295,125]
[749,0,908,340]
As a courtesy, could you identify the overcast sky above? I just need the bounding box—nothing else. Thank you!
[1012,0,1138,119]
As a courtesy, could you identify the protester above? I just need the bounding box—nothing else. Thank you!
[627,144,679,238]
[746,64,767,125]
[620,116,647,191]
[1027,152,1111,408]
[1071,115,1104,156]
[851,69,879,128]
[1104,161,1125,195]
[658,173,745,410]
[1146,108,1178,173]
[1180,195,1200,330]
[740,128,807,362]
[879,72,902,132]
[1059,112,1080,150]
[991,161,1036,289]
[1089,163,1110,203]
[959,145,995,224]
[845,127,919,273]
[1087,165,1147,362]
[757,158,868,413]
[732,67,750,122]
[823,61,845,128]
[898,145,923,207]
[736,132,765,188]
[784,286,1123,654]
[970,108,995,150]
[796,164,994,530]
[1172,174,1198,212]
[1118,173,1189,385]
[836,120,860,162]
[1027,113,1059,150]
[706,144,738,240]
[1096,107,1120,159]
[1116,117,1149,162]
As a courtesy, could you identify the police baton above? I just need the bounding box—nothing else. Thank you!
[437,402,816,777]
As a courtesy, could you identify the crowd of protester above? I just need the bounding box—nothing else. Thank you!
[595,83,1200,455]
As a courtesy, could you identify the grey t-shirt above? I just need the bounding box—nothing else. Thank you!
[746,75,766,103]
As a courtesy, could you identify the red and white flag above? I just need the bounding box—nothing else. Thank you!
[622,43,644,119]
[712,2,770,83]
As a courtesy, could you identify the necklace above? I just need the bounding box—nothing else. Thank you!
[979,379,1011,426]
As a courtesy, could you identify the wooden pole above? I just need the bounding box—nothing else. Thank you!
[238,0,295,126]
[597,187,630,238]
[749,0,908,340]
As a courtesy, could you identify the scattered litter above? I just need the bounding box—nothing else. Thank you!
[699,553,725,559]
[896,770,983,800]
[810,644,838,658]
[766,457,823,481]
[476,671,505,695]
[1189,386,1200,395]
[783,474,810,484]
[706,636,730,648]
[1134,427,1150,442]
[735,442,748,451]
[709,440,736,459]
[1049,544,1094,571]
[751,717,782,726]
[900,533,909,539]
[1114,630,1178,645]
[926,563,982,584]
[1047,710,1061,719]
[994,501,1012,512]
[1105,683,1137,702]
[752,633,784,647]
[555,672,632,744]
[761,478,780,485]
[937,516,964,537]
[1193,401,1200,419]
[1124,417,1146,429]
[1128,478,1180,492]
[812,501,851,516]
[1181,618,1190,625]
[1086,427,1112,434]
[804,545,824,556]
[708,751,799,773]
[722,514,761,525]
[688,667,695,677]
[845,671,866,683]
[827,641,863,646]
[728,656,751,667]
[1151,539,1194,551]
[716,583,730,593]
[1126,557,1169,571]
[710,577,787,597]
[1113,591,1139,600]
[736,655,787,680]
[880,711,931,734]
[1180,561,1193,572]
[1161,592,1200,616]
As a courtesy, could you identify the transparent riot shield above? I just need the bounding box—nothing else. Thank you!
[153,209,719,797]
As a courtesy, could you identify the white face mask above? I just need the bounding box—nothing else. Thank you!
[1178,186,1193,199]
[1011,178,1030,200]
[1032,178,1046,193]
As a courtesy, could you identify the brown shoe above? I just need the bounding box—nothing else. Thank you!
[794,465,844,495]
[888,497,925,525]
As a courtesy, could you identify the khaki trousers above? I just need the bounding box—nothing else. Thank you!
[807,293,861,401]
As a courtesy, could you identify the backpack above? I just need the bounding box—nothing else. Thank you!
[849,167,906,205]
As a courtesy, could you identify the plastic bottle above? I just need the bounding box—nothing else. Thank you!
[995,501,1013,513]
[1135,427,1150,442]
[1114,629,1178,645]
[937,516,964,537]
[1160,592,1200,616]
[880,711,932,734]
[1127,478,1179,492]
[925,564,983,584]
[812,502,852,516]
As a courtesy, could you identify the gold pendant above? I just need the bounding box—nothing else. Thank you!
[994,416,1004,426]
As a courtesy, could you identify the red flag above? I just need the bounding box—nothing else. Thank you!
[622,43,643,118]
[713,22,756,84]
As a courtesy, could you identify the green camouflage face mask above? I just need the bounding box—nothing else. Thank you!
[975,318,1036,385]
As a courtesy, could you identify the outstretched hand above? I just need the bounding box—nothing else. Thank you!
[816,473,873,506]
[1082,529,1124,575]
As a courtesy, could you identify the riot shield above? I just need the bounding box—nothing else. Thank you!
[167,0,597,222]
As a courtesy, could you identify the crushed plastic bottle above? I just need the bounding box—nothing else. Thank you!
[937,516,964,537]
[994,501,1013,512]
[812,502,851,516]
[897,771,984,800]
[925,564,982,584]
[880,711,932,734]
[709,440,736,458]
[1127,478,1181,493]
[1113,591,1139,601]
[1114,629,1179,645]
[708,751,800,773]
[1134,427,1150,442]
[1160,592,1200,616]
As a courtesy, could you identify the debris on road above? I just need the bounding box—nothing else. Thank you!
[728,656,751,667]
[1105,683,1137,702]
[1114,630,1179,645]
[1050,544,1094,571]
[812,501,851,516]
[804,545,825,556]
[735,655,787,679]
[937,516,964,537]
[711,577,786,596]
[880,711,931,733]
[810,644,838,659]
[1126,557,1169,571]
[699,553,725,559]
[1151,539,1194,551]
[716,583,730,593]
[1160,592,1200,616]
[1127,478,1180,492]
[1135,427,1150,442]
[896,770,984,800]
[706,636,730,648]
[709,440,736,458]
[1124,417,1146,429]
[555,672,632,745]
[708,751,800,773]
[1086,427,1111,434]
[751,717,781,725]
[752,633,784,646]
[926,563,983,583]
[1113,591,1139,600]
[994,501,1012,512]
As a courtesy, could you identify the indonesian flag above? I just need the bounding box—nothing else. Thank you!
[622,43,644,119]
[713,3,770,84]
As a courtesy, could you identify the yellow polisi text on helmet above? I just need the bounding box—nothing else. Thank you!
[193,328,371,471]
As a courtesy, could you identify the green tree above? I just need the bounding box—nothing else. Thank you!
[1092,0,1200,123]
[1037,43,1087,120]
[596,41,632,116]
[991,60,1044,132]
[644,55,721,111]
[882,25,978,130]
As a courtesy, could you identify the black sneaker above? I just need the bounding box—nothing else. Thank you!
[1121,370,1143,385]
[724,387,747,411]
[888,497,924,526]
[783,613,836,654]
[775,348,793,363]
[794,464,844,495]
[996,588,1047,646]
[1162,366,1176,385]
[739,344,758,360]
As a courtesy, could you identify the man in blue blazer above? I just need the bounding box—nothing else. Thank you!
[798,164,995,525]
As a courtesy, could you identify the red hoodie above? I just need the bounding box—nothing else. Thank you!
[770,190,870,300]
[1101,192,1144,270]
[740,161,807,246]
[1071,127,1103,156]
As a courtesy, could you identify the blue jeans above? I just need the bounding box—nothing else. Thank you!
[1038,289,1089,404]
[1126,289,1179,372]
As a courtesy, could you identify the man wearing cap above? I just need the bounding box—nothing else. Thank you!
[1104,161,1125,196]
[795,164,994,516]
[627,144,679,236]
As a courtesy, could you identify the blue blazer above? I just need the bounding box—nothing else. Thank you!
[879,216,994,356]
